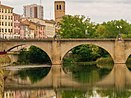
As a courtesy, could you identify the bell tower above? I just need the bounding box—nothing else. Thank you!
[54,1,65,23]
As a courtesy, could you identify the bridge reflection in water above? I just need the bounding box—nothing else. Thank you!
[2,64,131,98]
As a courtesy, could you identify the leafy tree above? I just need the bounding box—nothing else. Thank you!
[94,25,108,38]
[17,48,30,64]
[28,46,51,64]
[59,15,96,38]
[95,19,131,38]
[18,46,51,64]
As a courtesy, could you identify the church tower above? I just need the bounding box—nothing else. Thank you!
[54,1,65,23]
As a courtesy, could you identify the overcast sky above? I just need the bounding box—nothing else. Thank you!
[1,0,131,23]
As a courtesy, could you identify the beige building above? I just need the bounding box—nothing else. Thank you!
[27,18,56,38]
[54,0,65,23]
[0,2,13,39]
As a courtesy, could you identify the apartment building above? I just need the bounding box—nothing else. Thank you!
[23,4,43,19]
[0,2,13,39]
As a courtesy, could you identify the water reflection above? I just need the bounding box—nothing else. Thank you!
[2,63,131,98]
[4,90,55,98]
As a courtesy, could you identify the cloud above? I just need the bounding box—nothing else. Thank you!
[68,0,131,4]
[1,0,131,22]
[66,1,131,23]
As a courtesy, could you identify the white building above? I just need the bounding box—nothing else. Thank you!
[23,4,43,19]
[0,2,13,39]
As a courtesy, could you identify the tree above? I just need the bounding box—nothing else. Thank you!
[59,15,96,38]
[95,19,131,38]
[18,48,30,64]
[94,25,109,38]
[28,46,51,64]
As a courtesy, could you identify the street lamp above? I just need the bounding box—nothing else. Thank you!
[85,26,89,38]
[116,25,122,40]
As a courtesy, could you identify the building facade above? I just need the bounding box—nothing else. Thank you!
[54,1,65,23]
[0,2,13,39]
[13,13,21,39]
[23,4,43,19]
[27,18,55,38]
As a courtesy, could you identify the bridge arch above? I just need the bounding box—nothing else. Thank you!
[4,42,52,63]
[124,41,131,63]
[125,49,131,64]
[61,41,115,63]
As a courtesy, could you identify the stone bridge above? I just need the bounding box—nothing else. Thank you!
[1,38,131,98]
[0,38,131,64]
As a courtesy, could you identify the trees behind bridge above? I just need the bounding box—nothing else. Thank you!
[17,45,51,65]
[58,15,131,38]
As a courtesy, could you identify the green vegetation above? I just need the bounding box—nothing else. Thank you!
[62,89,131,98]
[59,15,131,38]
[17,68,50,83]
[17,45,51,64]
[62,90,87,98]
[59,15,96,38]
[16,45,51,83]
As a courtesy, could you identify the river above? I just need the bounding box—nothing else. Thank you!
[2,63,131,98]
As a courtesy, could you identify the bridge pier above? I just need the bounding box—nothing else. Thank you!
[114,64,126,90]
[51,40,63,88]
[52,65,62,88]
[114,39,126,64]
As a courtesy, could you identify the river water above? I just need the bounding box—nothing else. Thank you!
[3,63,131,98]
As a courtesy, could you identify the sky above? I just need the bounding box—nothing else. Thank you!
[1,0,131,23]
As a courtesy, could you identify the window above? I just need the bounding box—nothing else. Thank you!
[57,5,59,10]
[8,22,10,26]
[10,9,12,13]
[5,9,7,13]
[2,22,4,26]
[8,9,10,13]
[2,29,4,32]
[8,16,10,20]
[59,5,61,10]
[2,15,4,19]
[8,29,10,32]
[5,22,7,26]
[5,29,7,32]
[5,16,7,19]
